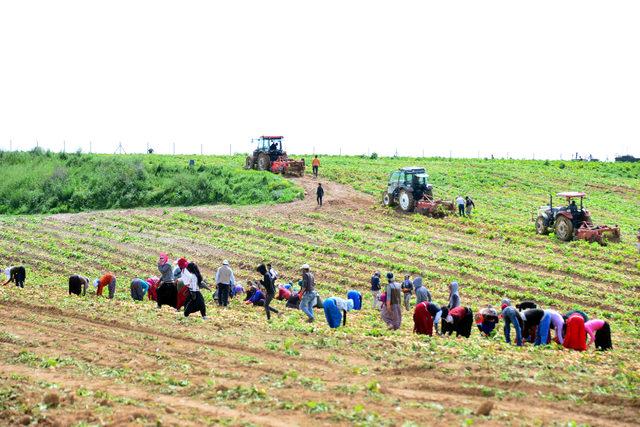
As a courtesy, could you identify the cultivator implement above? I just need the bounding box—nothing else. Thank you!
[575,222,620,245]
[415,197,456,218]
[271,156,305,177]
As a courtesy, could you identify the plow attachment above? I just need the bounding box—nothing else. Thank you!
[271,157,305,177]
[576,222,621,245]
[415,198,456,218]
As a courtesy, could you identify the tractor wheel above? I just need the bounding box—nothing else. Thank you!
[382,192,395,207]
[398,190,415,212]
[257,153,271,171]
[245,155,254,170]
[554,216,574,241]
[535,216,550,235]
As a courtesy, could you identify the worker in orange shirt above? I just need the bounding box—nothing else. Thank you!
[94,273,117,299]
[311,155,320,178]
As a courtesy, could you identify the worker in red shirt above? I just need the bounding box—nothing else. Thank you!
[95,273,116,299]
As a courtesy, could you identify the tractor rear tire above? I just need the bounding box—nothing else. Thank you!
[382,192,395,207]
[257,153,271,171]
[398,190,415,212]
[555,216,574,241]
[245,156,254,170]
[535,216,550,235]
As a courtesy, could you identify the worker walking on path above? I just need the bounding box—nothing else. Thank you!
[456,195,465,216]
[3,266,26,288]
[312,155,320,178]
[215,260,235,307]
[299,264,317,323]
[316,183,324,206]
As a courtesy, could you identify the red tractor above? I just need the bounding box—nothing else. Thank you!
[245,136,305,177]
[533,192,620,245]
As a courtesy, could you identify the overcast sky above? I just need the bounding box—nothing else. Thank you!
[1,1,638,159]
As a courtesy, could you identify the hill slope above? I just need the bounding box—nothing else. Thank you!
[0,157,638,426]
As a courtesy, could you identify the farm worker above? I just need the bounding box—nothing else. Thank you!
[215,260,235,308]
[130,278,150,301]
[564,310,588,322]
[299,264,317,323]
[316,183,324,206]
[370,271,382,309]
[456,195,465,216]
[286,290,301,309]
[465,196,475,216]
[182,259,207,319]
[95,273,116,299]
[476,306,499,336]
[501,299,523,346]
[347,290,362,310]
[563,314,587,351]
[380,272,402,330]
[277,284,292,301]
[448,281,460,309]
[158,253,174,285]
[267,263,278,284]
[546,309,565,344]
[533,310,552,346]
[441,306,473,338]
[413,301,434,336]
[413,276,432,304]
[324,297,354,328]
[426,301,443,334]
[401,275,413,311]
[233,283,245,297]
[257,264,279,320]
[521,308,545,343]
[585,319,613,351]
[312,155,320,178]
[515,301,537,311]
[244,283,265,306]
[68,275,90,296]
[2,266,26,288]
[146,277,160,301]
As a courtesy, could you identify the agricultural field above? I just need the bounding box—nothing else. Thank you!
[0,156,639,426]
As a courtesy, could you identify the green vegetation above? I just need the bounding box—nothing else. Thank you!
[0,150,302,214]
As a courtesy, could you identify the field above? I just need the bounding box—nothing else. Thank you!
[0,156,639,426]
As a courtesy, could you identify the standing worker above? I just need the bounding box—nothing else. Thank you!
[456,195,465,216]
[401,275,413,311]
[381,272,402,330]
[312,155,320,178]
[257,264,279,320]
[182,259,208,319]
[370,271,381,309]
[316,183,324,206]
[215,260,235,307]
[299,264,317,323]
[2,266,26,288]
[413,276,432,304]
[465,196,475,217]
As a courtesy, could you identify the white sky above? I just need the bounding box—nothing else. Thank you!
[1,1,639,159]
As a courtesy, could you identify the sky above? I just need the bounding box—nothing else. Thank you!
[1,1,639,160]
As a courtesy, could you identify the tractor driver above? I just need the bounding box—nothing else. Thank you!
[569,200,578,214]
[269,141,278,151]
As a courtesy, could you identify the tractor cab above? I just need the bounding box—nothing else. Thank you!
[555,192,589,226]
[255,136,285,161]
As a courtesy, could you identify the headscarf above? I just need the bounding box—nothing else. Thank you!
[449,281,459,296]
[177,257,189,270]
[158,253,169,265]
[5,268,11,280]
[413,276,423,289]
